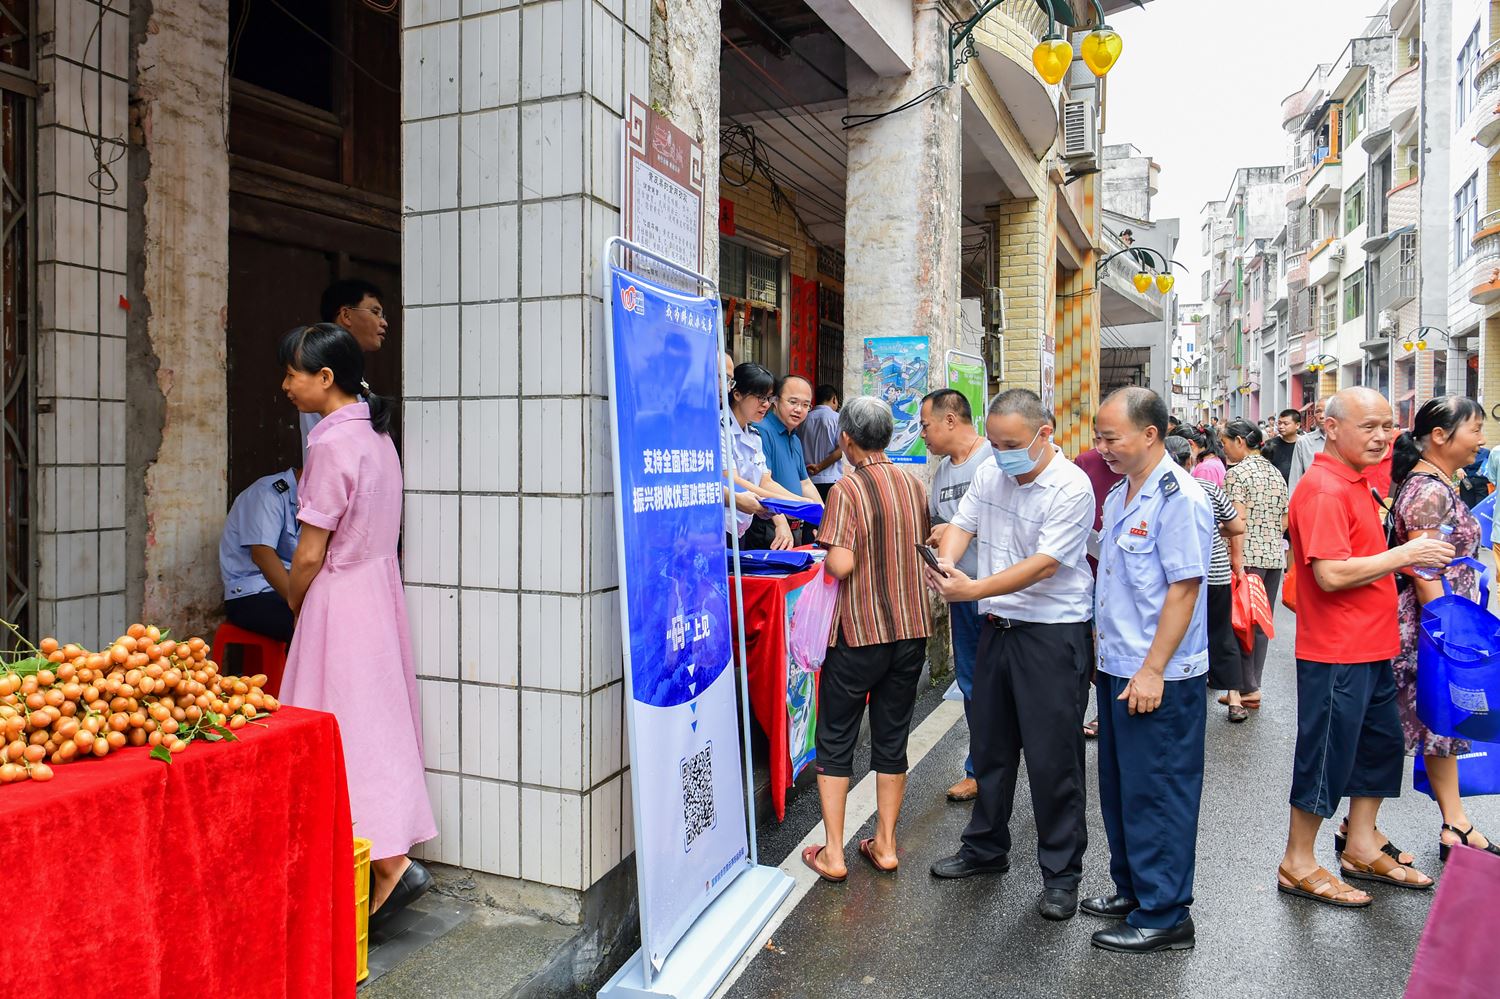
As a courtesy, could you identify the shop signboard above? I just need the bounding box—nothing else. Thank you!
[862,336,928,463]
[1040,330,1056,414]
[622,96,704,291]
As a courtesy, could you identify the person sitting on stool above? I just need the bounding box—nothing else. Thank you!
[219,467,301,642]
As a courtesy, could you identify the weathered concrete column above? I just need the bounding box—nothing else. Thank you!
[650,0,721,275]
[130,0,231,634]
[842,2,963,398]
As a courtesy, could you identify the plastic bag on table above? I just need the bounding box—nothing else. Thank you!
[788,567,839,673]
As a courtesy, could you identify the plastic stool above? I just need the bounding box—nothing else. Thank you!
[211,621,289,698]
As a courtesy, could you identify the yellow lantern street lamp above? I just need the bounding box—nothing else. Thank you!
[1155,273,1175,294]
[1399,326,1449,353]
[1131,271,1153,294]
[1097,243,1186,298]
[1080,26,1123,77]
[1032,33,1073,85]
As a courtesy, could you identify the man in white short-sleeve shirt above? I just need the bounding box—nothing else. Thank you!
[923,388,1096,924]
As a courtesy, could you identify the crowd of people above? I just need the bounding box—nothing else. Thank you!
[792,378,1500,954]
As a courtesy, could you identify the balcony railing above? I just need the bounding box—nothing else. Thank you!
[1387,62,1420,132]
[1377,230,1418,312]
[1469,227,1500,304]
[1318,296,1340,339]
[1477,39,1500,101]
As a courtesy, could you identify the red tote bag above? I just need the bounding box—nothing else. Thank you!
[1282,558,1297,613]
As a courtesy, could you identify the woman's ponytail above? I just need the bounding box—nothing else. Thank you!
[1389,430,1422,489]
[366,390,393,436]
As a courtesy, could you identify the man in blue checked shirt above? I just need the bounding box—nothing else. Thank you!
[1085,387,1215,954]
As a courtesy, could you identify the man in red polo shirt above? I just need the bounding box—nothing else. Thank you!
[1276,387,1453,908]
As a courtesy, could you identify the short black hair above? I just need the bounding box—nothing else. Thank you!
[814,384,839,406]
[774,374,812,398]
[1168,415,1182,431]
[1278,408,1302,423]
[731,362,775,399]
[921,387,971,423]
[1102,386,1168,437]
[320,278,384,323]
[1224,417,1263,449]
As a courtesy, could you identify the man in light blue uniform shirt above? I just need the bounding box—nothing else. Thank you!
[1084,386,1214,954]
[219,468,302,642]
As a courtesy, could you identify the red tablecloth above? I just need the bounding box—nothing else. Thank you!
[732,563,821,821]
[0,706,355,998]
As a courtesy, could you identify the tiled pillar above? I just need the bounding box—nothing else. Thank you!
[33,0,131,647]
[1053,259,1099,454]
[987,194,1055,399]
[841,4,963,400]
[400,0,647,892]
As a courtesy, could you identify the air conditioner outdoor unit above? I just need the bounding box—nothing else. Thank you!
[1061,95,1099,164]
[1329,240,1346,261]
[1377,309,1398,335]
[983,286,1007,332]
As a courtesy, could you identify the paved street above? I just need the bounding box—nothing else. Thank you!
[722,603,1498,999]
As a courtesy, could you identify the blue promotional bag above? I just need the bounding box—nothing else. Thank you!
[1418,556,1500,743]
[1474,493,1495,548]
[759,497,824,527]
[1414,741,1500,799]
[730,549,815,575]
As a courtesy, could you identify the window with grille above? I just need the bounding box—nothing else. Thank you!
[1344,177,1365,234]
[1342,268,1365,323]
[1455,173,1479,266]
[1458,25,1481,122]
[1345,85,1366,143]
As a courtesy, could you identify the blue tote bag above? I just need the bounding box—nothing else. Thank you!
[1418,556,1500,743]
[1414,742,1500,799]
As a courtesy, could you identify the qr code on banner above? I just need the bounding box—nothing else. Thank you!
[681,743,717,850]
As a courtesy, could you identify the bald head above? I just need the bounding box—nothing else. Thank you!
[1324,387,1394,471]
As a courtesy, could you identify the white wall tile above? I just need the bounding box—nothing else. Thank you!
[520,398,585,494]
[587,5,625,116]
[520,0,584,102]
[520,99,584,201]
[519,592,584,690]
[97,528,124,593]
[520,298,585,396]
[521,786,584,889]
[521,689,585,791]
[460,589,518,685]
[459,398,517,492]
[460,13,502,112]
[587,683,623,786]
[520,199,585,298]
[419,678,462,772]
[589,590,623,687]
[587,774,624,883]
[461,777,520,876]
[460,206,502,302]
[416,772,463,866]
[404,0,461,28]
[459,494,519,588]
[460,107,518,207]
[620,768,635,859]
[403,492,460,585]
[98,402,124,464]
[586,493,617,591]
[459,301,519,397]
[462,683,518,780]
[52,530,98,599]
[407,584,460,679]
[586,397,612,493]
[521,495,583,591]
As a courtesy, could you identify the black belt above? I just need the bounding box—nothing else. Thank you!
[985,614,1040,629]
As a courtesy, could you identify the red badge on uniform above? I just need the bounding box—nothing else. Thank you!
[1129,520,1149,537]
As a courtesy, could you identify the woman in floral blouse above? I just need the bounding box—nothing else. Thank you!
[1388,396,1500,860]
[1222,419,1289,721]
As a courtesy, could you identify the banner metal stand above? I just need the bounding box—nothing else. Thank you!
[597,236,793,999]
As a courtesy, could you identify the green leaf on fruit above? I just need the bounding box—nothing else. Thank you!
[150,744,173,764]
[209,723,239,742]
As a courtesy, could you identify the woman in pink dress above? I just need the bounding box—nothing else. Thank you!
[278,323,437,929]
[1182,424,1227,487]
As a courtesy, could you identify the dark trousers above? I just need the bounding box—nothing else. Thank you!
[1290,659,1403,818]
[1204,582,1239,692]
[814,631,926,778]
[225,591,294,643]
[961,619,1092,889]
[1096,671,1206,929]
[740,517,777,551]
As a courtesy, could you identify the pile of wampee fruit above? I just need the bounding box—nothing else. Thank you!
[0,621,279,784]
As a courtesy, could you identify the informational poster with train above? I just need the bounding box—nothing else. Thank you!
[862,337,928,464]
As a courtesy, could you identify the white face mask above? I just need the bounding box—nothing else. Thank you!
[992,427,1042,477]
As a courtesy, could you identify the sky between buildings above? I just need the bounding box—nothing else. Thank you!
[1105,0,1385,308]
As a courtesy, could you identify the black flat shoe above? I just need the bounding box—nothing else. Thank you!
[1440,823,1500,862]
[929,852,1010,879]
[1090,916,1195,953]
[369,859,434,933]
[1037,888,1078,921]
[1080,894,1139,919]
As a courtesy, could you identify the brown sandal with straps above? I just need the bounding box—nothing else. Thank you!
[1340,852,1434,891]
[1277,864,1372,907]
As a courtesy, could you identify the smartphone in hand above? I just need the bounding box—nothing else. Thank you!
[916,544,949,577]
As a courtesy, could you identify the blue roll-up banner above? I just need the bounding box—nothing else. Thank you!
[606,263,752,974]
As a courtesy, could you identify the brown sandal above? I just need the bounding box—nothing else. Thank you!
[1277,864,1371,907]
[858,837,898,873]
[801,845,846,883]
[1341,852,1434,891]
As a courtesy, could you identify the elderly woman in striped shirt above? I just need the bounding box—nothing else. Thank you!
[801,396,933,882]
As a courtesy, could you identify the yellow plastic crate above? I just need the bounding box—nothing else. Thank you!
[353,837,373,984]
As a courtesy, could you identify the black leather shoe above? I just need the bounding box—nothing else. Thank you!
[1090,917,1195,953]
[1037,888,1078,921]
[369,859,434,933]
[1080,894,1139,919]
[929,852,1010,879]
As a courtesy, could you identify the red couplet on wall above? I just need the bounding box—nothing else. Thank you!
[790,276,818,381]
